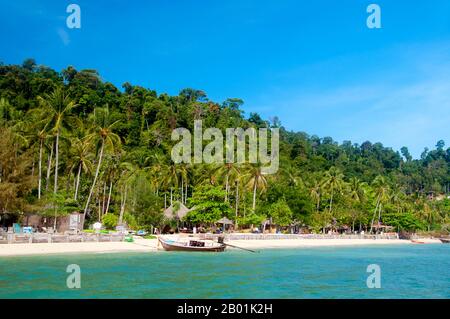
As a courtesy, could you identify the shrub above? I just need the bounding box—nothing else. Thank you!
[102,214,119,230]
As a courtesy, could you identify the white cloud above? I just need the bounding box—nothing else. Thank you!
[57,28,70,46]
[252,41,450,158]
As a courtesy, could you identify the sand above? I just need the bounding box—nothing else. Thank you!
[0,237,157,257]
[228,238,441,249]
[0,236,442,257]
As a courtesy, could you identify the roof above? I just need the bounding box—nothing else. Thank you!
[372,224,394,229]
[163,203,192,220]
[216,217,234,225]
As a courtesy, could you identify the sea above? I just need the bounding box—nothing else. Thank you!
[0,244,448,298]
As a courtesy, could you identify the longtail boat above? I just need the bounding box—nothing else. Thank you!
[158,236,226,252]
[439,238,450,244]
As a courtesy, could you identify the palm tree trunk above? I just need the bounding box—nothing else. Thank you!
[98,197,102,222]
[38,139,43,199]
[181,178,184,203]
[74,163,82,200]
[252,180,257,211]
[102,182,107,215]
[46,141,54,191]
[225,173,229,202]
[316,193,320,213]
[83,138,105,219]
[119,185,127,225]
[105,180,113,215]
[53,207,57,231]
[54,129,60,194]
[370,195,381,233]
[235,180,239,228]
[329,189,334,215]
[31,157,35,176]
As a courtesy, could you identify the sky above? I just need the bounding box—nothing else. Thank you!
[1,0,449,158]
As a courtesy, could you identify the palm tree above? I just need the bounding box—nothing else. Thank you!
[215,162,240,202]
[165,162,180,206]
[70,137,93,201]
[38,87,77,195]
[244,162,268,211]
[83,107,121,220]
[321,167,344,217]
[370,176,391,233]
[390,185,406,214]
[144,153,167,197]
[310,179,322,213]
[24,108,50,199]
[348,177,366,231]
[117,160,137,225]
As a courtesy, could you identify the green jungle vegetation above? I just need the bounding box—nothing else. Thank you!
[0,59,449,234]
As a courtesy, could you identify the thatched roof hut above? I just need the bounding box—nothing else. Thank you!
[163,203,193,221]
[216,217,234,225]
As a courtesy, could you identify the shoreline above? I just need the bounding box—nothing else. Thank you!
[0,237,443,257]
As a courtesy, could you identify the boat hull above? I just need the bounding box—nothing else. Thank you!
[158,238,226,252]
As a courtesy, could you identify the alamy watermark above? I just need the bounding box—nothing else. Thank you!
[366,264,381,288]
[66,264,81,289]
[171,120,280,174]
[366,4,381,29]
[66,4,81,29]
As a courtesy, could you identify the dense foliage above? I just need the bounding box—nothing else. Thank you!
[0,59,448,233]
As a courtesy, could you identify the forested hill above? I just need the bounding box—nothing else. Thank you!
[0,59,449,232]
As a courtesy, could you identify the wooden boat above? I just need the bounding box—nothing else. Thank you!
[411,239,425,244]
[158,237,226,252]
[439,238,450,244]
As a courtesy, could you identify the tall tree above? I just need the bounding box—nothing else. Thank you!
[321,167,344,217]
[244,163,268,211]
[38,87,77,195]
[83,107,121,220]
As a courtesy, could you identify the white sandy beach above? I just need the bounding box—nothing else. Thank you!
[228,238,441,249]
[0,236,442,257]
[0,239,156,257]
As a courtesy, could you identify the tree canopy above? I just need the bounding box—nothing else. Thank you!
[0,60,448,233]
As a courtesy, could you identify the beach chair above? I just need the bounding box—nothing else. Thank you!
[13,223,21,234]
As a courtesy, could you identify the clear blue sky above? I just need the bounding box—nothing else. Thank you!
[1,0,449,158]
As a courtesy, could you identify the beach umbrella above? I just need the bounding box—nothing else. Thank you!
[216,217,234,225]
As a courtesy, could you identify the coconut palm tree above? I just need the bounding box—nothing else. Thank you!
[321,166,344,217]
[244,162,268,211]
[38,87,77,195]
[70,137,93,201]
[215,162,240,202]
[117,160,137,225]
[370,175,391,233]
[24,107,51,199]
[310,179,322,213]
[144,153,167,197]
[348,177,366,231]
[83,107,121,220]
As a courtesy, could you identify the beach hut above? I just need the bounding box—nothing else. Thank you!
[372,223,394,234]
[163,203,192,220]
[216,217,234,232]
[163,203,193,233]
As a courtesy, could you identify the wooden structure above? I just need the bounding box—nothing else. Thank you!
[163,203,192,221]
[0,231,124,244]
[16,212,84,233]
[216,217,234,232]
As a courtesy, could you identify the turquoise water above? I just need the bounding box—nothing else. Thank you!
[0,244,449,298]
